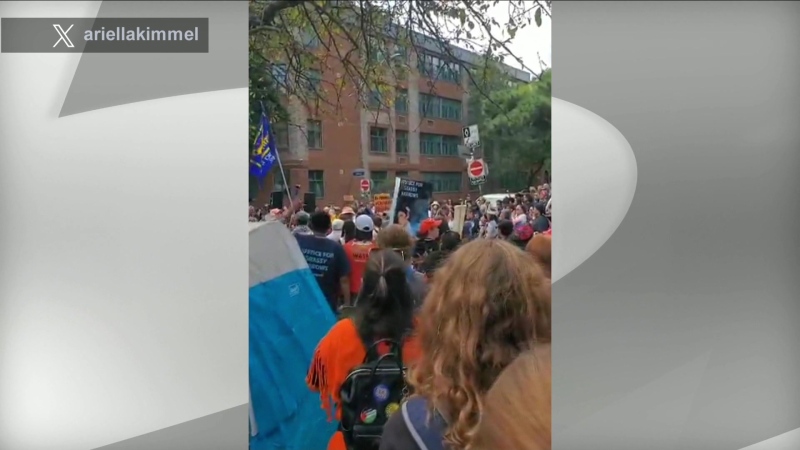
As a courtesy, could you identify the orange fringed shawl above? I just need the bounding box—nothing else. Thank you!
[306,318,422,421]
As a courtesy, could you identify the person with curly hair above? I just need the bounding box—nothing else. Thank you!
[471,344,552,450]
[379,239,551,450]
[526,234,552,279]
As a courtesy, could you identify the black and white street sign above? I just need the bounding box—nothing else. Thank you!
[462,124,480,148]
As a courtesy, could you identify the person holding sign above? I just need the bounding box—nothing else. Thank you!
[388,178,434,237]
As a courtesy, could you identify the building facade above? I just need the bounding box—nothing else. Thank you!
[253,36,531,208]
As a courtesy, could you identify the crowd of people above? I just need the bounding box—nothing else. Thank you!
[252,183,553,450]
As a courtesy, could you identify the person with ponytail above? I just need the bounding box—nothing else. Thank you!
[306,249,422,450]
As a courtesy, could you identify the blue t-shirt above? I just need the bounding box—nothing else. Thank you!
[294,234,351,312]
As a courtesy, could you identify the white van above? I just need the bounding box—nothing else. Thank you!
[479,193,514,206]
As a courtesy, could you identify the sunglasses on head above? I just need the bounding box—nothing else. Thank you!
[369,247,407,259]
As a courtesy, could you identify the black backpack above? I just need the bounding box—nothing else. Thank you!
[339,336,409,450]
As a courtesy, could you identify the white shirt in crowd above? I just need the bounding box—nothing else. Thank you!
[486,220,499,239]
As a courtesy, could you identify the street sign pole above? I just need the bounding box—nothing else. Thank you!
[463,124,485,194]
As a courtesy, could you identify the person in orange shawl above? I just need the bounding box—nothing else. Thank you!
[306,249,422,450]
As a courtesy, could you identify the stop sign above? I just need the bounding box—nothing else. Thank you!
[468,160,485,178]
[360,179,371,192]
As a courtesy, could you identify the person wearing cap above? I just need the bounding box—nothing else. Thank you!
[413,218,442,260]
[343,215,378,299]
[292,211,314,236]
[327,219,345,242]
[294,211,351,313]
[339,206,355,222]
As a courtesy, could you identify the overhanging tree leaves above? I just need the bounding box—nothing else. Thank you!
[248,0,551,144]
[478,69,551,189]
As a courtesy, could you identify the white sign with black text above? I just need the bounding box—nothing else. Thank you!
[462,124,480,148]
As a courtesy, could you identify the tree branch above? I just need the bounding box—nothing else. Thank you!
[259,0,307,27]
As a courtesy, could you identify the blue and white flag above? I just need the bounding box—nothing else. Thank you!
[249,113,278,179]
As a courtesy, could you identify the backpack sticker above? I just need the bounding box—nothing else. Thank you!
[360,408,378,424]
[373,384,390,403]
[385,402,400,417]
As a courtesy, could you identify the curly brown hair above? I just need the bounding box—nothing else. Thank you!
[526,234,552,279]
[409,239,551,449]
[472,344,552,450]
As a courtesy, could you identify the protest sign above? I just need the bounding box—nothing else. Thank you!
[452,205,467,237]
[388,177,433,237]
[373,193,392,214]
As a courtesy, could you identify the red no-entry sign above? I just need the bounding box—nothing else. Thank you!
[360,179,371,192]
[468,160,486,178]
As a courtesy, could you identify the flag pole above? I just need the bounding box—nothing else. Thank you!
[260,101,292,208]
[275,142,292,208]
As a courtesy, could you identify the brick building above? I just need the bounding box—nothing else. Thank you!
[252,35,531,208]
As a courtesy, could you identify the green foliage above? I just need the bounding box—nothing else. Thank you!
[249,48,287,145]
[475,69,551,189]
[246,1,552,195]
[248,0,551,132]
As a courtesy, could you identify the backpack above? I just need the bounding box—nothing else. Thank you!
[401,396,448,450]
[339,335,410,450]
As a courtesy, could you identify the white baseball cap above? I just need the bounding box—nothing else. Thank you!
[354,214,374,233]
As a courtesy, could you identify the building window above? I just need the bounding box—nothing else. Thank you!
[271,123,289,150]
[300,30,320,49]
[370,127,388,153]
[367,89,383,109]
[418,53,461,83]
[273,170,291,192]
[366,36,386,63]
[422,172,463,193]
[307,120,322,149]
[396,171,409,179]
[441,135,461,156]
[420,94,461,121]
[394,44,407,59]
[308,170,325,198]
[441,98,462,120]
[396,130,408,154]
[419,94,438,118]
[270,63,288,87]
[303,70,321,92]
[371,171,389,192]
[420,133,460,157]
[395,89,408,114]
[249,175,259,200]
